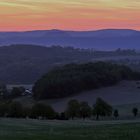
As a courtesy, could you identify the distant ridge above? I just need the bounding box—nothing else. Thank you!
[0,44,138,84]
[0,29,140,50]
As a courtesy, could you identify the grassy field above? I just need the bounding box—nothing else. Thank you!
[0,119,140,140]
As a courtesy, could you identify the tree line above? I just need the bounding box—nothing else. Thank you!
[0,98,139,120]
[33,62,140,99]
[0,85,29,99]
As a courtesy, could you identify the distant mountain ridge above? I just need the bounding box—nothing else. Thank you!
[0,29,140,50]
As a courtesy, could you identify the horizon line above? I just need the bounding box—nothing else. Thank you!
[0,28,140,32]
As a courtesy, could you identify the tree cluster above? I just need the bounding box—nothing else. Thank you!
[65,98,112,120]
[0,98,139,120]
[0,86,26,99]
[0,101,56,119]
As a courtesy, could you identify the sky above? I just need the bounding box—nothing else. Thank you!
[0,0,140,31]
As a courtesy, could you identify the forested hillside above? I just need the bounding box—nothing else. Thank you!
[0,45,94,84]
[33,62,140,99]
[0,44,139,84]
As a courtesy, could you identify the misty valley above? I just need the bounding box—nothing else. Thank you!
[0,31,140,140]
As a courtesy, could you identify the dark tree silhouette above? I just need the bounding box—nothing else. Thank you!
[0,103,8,117]
[93,98,112,120]
[33,62,140,100]
[65,99,80,119]
[132,107,138,117]
[80,101,92,120]
[114,109,119,119]
[31,103,55,119]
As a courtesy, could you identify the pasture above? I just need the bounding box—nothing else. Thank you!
[0,118,140,140]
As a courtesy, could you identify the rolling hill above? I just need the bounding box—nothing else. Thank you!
[0,45,95,84]
[0,44,139,84]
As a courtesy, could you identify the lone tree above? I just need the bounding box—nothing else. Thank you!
[80,101,92,120]
[132,107,138,117]
[65,99,80,119]
[93,98,112,120]
[113,109,119,119]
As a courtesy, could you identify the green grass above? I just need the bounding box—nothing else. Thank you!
[0,119,140,140]
[114,103,140,117]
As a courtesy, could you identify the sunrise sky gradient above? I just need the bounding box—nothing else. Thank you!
[0,0,140,31]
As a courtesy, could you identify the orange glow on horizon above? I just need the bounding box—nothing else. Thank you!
[0,0,140,31]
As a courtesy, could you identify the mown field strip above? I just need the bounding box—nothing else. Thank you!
[0,119,140,140]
